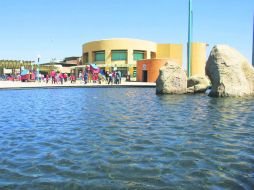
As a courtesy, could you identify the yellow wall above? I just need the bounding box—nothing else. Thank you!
[191,42,207,76]
[128,67,134,76]
[156,44,171,59]
[157,44,183,67]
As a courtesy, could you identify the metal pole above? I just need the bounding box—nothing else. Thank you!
[252,13,254,67]
[187,0,193,77]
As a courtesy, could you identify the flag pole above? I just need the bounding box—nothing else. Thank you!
[187,0,193,77]
[252,13,254,67]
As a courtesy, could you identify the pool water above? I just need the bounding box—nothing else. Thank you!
[0,88,253,189]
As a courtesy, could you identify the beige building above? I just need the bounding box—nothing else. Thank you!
[82,38,183,77]
[81,38,207,78]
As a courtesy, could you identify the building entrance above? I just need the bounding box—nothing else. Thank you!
[142,70,147,82]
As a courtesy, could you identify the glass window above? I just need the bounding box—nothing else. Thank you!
[112,50,127,61]
[95,51,105,61]
[115,67,128,77]
[134,51,145,61]
[133,67,137,77]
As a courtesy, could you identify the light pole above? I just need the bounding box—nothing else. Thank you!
[36,55,41,81]
[187,0,193,77]
[37,54,41,63]
[20,60,24,75]
[51,58,56,70]
[31,61,34,71]
[252,13,254,67]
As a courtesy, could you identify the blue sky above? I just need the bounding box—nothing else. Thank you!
[0,0,253,68]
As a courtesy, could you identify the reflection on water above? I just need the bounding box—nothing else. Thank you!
[0,88,253,189]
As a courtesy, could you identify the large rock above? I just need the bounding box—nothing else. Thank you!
[156,61,187,94]
[206,45,254,97]
[187,75,211,93]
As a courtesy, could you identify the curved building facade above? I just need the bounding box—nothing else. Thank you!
[82,38,183,77]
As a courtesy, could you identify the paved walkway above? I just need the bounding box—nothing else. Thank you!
[0,80,156,90]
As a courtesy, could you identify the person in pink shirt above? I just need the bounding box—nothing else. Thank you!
[51,70,56,84]
[63,73,68,82]
[46,74,49,83]
[70,74,76,83]
[59,73,64,84]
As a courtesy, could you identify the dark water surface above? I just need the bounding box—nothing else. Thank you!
[0,88,253,190]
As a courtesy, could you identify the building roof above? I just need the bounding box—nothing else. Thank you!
[63,56,81,61]
[83,38,156,45]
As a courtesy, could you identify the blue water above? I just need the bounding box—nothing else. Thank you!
[0,88,253,190]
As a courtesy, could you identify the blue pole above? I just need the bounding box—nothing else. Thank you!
[252,13,254,67]
[187,0,193,77]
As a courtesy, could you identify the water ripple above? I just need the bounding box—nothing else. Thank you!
[0,88,253,189]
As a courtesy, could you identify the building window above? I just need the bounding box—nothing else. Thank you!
[116,67,128,77]
[94,51,105,62]
[83,53,89,63]
[112,50,127,61]
[133,67,137,77]
[133,50,145,61]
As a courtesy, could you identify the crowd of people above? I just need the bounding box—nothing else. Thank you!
[105,70,122,84]
[82,70,122,85]
[1,71,75,84]
[2,69,128,85]
[47,69,124,85]
[48,71,69,84]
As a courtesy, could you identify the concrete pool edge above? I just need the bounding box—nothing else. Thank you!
[0,83,156,90]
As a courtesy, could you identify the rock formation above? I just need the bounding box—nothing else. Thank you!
[156,61,187,94]
[187,75,211,93]
[206,45,254,97]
